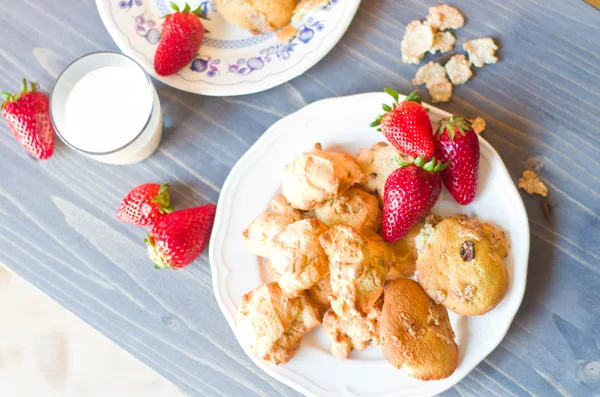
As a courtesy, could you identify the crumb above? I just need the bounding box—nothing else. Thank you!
[518,170,548,197]
[540,199,551,218]
[426,5,465,31]
[413,62,446,87]
[428,79,453,103]
[463,38,499,67]
[401,21,435,64]
[277,25,298,43]
[445,54,472,85]
[469,117,486,134]
[429,31,456,54]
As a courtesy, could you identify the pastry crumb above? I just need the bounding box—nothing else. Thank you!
[426,5,465,31]
[469,117,486,134]
[518,170,548,197]
[413,61,447,87]
[428,79,453,103]
[445,54,472,85]
[401,21,435,64]
[463,38,499,67]
[429,31,456,54]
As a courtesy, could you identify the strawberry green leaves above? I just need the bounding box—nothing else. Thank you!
[437,114,473,140]
[397,156,449,172]
[1,79,39,109]
[165,2,210,20]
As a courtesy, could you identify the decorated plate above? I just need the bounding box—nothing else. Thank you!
[209,92,530,396]
[95,0,361,96]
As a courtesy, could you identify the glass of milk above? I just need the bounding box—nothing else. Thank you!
[51,52,163,165]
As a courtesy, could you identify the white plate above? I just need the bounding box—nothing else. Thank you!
[95,0,360,96]
[209,92,530,397]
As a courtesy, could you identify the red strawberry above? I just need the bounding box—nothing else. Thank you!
[435,115,480,205]
[154,2,209,76]
[117,183,174,226]
[2,79,55,160]
[382,158,447,242]
[145,204,216,269]
[371,89,434,159]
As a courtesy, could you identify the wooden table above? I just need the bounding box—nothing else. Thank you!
[1,1,599,396]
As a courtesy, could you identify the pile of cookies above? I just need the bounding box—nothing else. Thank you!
[401,4,500,103]
[237,142,510,380]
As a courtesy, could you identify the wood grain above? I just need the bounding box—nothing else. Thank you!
[0,0,599,396]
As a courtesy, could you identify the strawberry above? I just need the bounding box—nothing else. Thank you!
[154,2,209,76]
[145,204,216,269]
[434,115,480,205]
[371,89,434,159]
[382,157,447,242]
[117,183,174,226]
[1,79,55,160]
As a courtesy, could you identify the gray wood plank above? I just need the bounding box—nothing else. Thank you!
[0,0,598,396]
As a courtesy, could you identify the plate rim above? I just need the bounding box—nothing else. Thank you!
[209,92,530,396]
[95,0,362,96]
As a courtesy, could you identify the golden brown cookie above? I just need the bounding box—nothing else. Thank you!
[271,194,305,217]
[415,214,509,316]
[379,279,458,380]
[237,282,321,365]
[322,301,381,359]
[283,143,364,210]
[319,225,389,317]
[314,187,381,235]
[215,0,296,34]
[267,218,330,296]
[387,214,442,279]
[307,276,332,315]
[355,142,412,204]
[243,211,303,257]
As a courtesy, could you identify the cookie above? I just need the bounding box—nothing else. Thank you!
[355,142,413,204]
[322,300,381,359]
[314,187,381,235]
[237,282,321,365]
[379,279,458,380]
[307,276,332,315]
[243,211,303,257]
[215,0,296,34]
[267,218,330,296]
[415,214,509,316]
[387,214,442,279]
[319,225,389,317]
[283,143,364,210]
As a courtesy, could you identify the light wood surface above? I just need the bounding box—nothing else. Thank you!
[0,0,599,396]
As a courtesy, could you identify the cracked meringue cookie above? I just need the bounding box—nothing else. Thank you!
[283,143,364,211]
[267,218,330,296]
[237,282,321,365]
[319,225,389,317]
[314,187,381,235]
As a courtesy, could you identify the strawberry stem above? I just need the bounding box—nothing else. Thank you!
[170,1,179,11]
[151,183,174,214]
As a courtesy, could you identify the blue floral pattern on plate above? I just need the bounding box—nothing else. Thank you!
[101,0,359,95]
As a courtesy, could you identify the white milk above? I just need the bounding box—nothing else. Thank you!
[63,66,153,153]
[53,55,163,165]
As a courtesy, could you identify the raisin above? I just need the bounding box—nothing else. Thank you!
[460,240,475,261]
